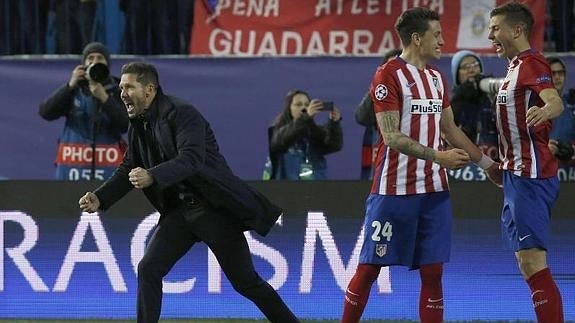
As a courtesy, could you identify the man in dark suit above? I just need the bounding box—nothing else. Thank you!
[79,62,300,323]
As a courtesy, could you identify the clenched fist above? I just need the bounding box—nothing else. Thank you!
[129,167,154,189]
[79,192,100,213]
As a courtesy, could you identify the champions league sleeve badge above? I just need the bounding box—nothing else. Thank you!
[374,84,388,101]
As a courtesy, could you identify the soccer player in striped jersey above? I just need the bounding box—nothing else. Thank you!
[488,2,564,322]
[341,7,501,323]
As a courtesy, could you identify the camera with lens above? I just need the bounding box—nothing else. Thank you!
[85,63,110,83]
[475,74,505,95]
[554,141,575,161]
[566,88,575,105]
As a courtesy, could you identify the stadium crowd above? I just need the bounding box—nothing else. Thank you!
[0,0,574,56]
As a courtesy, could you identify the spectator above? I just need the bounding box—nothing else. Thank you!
[268,89,343,180]
[547,56,575,162]
[355,48,402,180]
[119,0,194,54]
[450,50,498,153]
[548,0,574,51]
[77,0,100,46]
[50,0,101,54]
[39,42,128,180]
[0,0,50,54]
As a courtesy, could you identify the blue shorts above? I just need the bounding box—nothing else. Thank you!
[501,172,559,252]
[359,191,452,270]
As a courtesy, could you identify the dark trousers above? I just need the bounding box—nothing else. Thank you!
[136,204,299,323]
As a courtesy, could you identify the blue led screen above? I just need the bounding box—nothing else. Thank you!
[1,181,573,320]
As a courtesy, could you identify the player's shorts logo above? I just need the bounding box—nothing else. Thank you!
[376,244,387,257]
[374,84,388,101]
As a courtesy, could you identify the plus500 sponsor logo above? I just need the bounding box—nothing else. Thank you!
[410,99,442,114]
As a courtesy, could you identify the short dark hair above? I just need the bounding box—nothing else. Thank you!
[490,1,534,36]
[394,7,440,47]
[546,56,566,71]
[121,62,159,87]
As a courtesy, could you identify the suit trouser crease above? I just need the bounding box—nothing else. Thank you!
[136,205,298,323]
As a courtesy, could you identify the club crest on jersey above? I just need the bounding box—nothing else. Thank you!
[376,244,387,257]
[374,84,388,101]
[432,76,440,91]
[410,99,442,114]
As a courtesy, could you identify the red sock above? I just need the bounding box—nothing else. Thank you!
[341,264,381,323]
[419,263,444,323]
[526,268,564,323]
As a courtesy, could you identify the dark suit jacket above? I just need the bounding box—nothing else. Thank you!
[94,91,282,236]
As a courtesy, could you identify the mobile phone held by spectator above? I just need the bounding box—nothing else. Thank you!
[321,101,334,111]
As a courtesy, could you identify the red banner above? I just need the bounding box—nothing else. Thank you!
[190,0,544,56]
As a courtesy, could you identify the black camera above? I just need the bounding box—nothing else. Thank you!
[85,63,109,83]
[566,88,575,105]
[554,141,574,161]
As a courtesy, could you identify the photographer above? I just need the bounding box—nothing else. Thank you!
[39,42,128,180]
[355,48,402,180]
[450,50,498,155]
[268,89,342,180]
[546,56,575,163]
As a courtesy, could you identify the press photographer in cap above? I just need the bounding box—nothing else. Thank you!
[449,50,499,156]
[546,56,575,163]
[39,42,128,181]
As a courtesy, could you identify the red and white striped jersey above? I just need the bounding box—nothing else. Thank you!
[495,49,558,178]
[369,57,449,196]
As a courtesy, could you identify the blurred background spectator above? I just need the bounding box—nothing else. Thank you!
[449,50,498,156]
[546,56,575,163]
[354,48,401,180]
[53,0,101,54]
[267,89,343,180]
[0,0,194,55]
[545,0,574,52]
[119,0,194,54]
[0,0,573,55]
[0,0,50,54]
[1,0,104,55]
